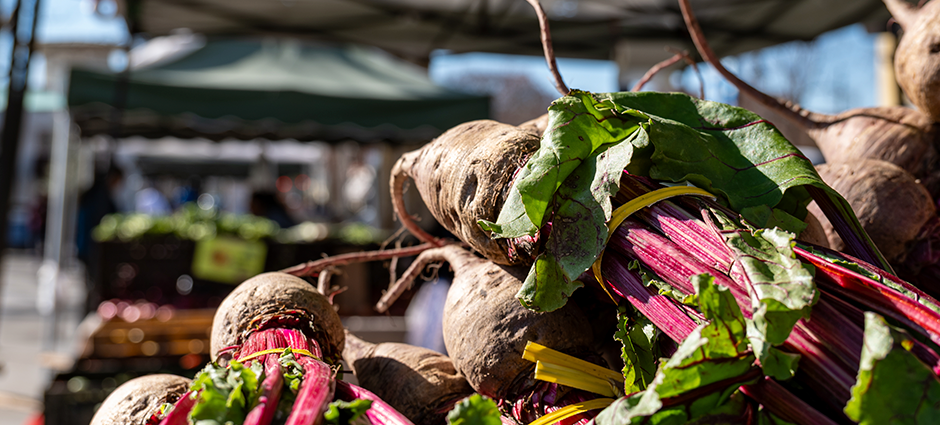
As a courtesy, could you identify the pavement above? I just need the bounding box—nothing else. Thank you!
[0,251,86,425]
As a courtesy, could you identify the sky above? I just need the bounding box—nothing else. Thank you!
[672,24,878,114]
[0,0,127,89]
[430,24,878,115]
[429,51,621,95]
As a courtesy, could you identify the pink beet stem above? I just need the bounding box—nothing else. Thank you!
[740,377,838,425]
[244,355,284,425]
[286,359,335,425]
[335,381,415,425]
[234,327,334,425]
[602,250,699,342]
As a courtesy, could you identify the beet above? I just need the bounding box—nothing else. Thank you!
[884,0,940,123]
[808,159,936,262]
[90,374,191,425]
[209,272,344,364]
[342,331,474,425]
[390,120,540,266]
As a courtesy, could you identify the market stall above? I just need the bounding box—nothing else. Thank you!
[35,0,940,424]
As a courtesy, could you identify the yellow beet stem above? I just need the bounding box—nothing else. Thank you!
[591,253,615,302]
[238,348,319,363]
[535,361,617,397]
[523,342,625,398]
[592,185,716,291]
[529,398,616,425]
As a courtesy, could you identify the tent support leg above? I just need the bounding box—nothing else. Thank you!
[0,0,41,347]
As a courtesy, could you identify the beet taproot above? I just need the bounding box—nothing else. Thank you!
[375,245,606,423]
[807,159,936,262]
[379,245,596,399]
[210,272,344,364]
[390,120,540,266]
[342,331,474,425]
[884,0,940,123]
[441,250,595,400]
[800,209,831,249]
[90,374,191,425]
[680,0,940,194]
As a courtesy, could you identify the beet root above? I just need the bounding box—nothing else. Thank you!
[808,159,936,262]
[429,245,596,400]
[342,330,474,425]
[90,374,191,425]
[799,209,830,249]
[210,272,344,363]
[391,120,540,265]
[807,107,939,190]
[885,0,940,123]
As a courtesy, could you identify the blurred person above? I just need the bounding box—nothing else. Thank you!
[250,191,295,228]
[29,156,49,252]
[173,175,201,207]
[135,186,172,215]
[404,272,450,354]
[76,166,124,264]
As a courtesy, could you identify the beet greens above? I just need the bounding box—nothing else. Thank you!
[465,89,940,423]
[479,90,886,313]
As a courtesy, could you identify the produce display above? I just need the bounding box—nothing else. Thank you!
[92,202,385,246]
[85,1,940,424]
[92,272,416,425]
[367,1,940,421]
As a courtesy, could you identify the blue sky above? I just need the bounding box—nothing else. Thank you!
[35,0,126,43]
[0,0,126,88]
[672,24,877,114]
[429,51,620,95]
[429,24,878,115]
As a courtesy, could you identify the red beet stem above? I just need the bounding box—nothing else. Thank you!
[244,355,284,425]
[740,377,838,425]
[335,381,415,425]
[286,360,335,425]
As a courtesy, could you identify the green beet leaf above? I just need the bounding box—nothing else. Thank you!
[615,307,659,393]
[515,129,643,310]
[189,360,262,425]
[844,312,940,424]
[595,276,758,424]
[446,394,502,425]
[323,398,373,425]
[710,209,816,379]
[515,252,582,312]
[485,90,853,312]
[605,91,822,225]
[482,91,645,239]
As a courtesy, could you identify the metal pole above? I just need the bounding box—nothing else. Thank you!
[0,0,40,341]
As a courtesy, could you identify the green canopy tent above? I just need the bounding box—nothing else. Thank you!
[68,38,490,143]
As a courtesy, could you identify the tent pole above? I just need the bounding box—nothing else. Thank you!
[0,0,40,344]
[38,102,73,349]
